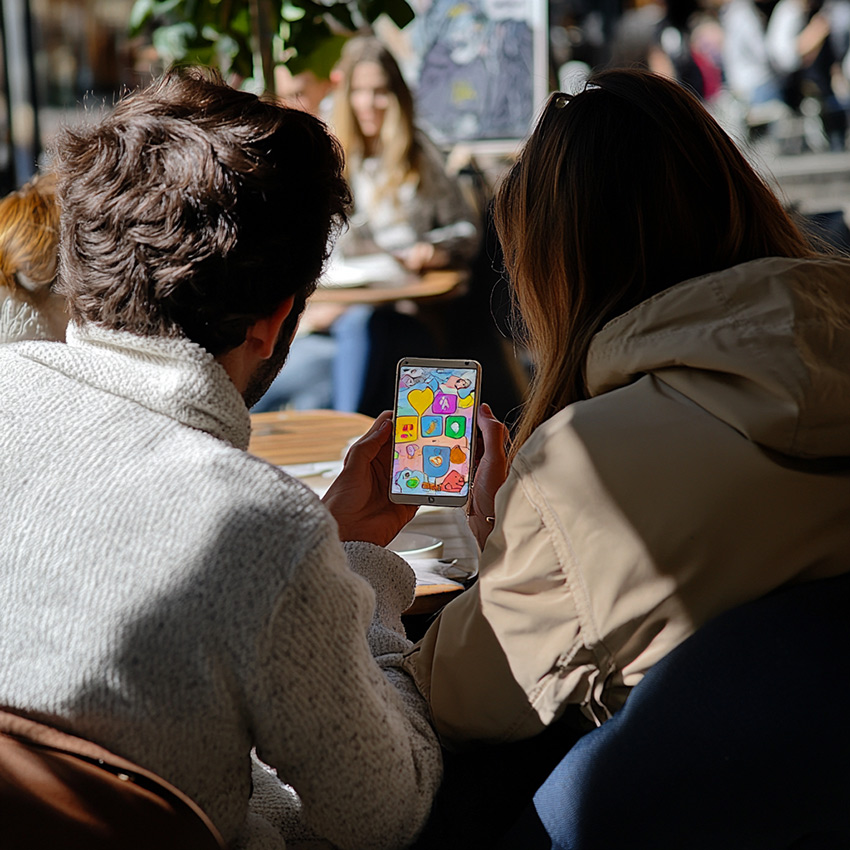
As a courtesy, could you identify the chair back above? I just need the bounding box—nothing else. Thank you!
[0,709,226,849]
[534,573,850,849]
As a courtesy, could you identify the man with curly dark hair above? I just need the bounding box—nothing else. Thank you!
[0,69,441,850]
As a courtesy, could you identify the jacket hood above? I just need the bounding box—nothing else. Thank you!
[585,256,850,459]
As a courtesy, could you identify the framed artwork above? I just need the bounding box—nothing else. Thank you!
[409,0,549,145]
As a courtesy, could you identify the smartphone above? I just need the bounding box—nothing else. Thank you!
[389,357,482,507]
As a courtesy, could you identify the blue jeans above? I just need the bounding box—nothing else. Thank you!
[533,574,850,849]
[253,304,438,415]
[251,332,336,412]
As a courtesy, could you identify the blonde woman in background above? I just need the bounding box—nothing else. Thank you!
[0,174,67,343]
[330,35,478,271]
[254,36,479,415]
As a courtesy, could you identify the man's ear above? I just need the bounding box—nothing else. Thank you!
[246,294,296,360]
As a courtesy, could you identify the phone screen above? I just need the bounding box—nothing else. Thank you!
[390,359,481,505]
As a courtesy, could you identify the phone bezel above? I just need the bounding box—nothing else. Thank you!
[389,357,482,507]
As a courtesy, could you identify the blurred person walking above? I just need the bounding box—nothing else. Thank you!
[765,0,850,149]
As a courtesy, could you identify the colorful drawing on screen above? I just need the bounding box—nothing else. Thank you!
[391,364,477,497]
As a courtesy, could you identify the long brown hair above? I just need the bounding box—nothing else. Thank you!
[331,36,421,205]
[495,69,817,457]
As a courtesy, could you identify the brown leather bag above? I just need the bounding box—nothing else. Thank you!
[0,708,226,849]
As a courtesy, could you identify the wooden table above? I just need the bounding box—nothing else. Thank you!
[248,410,471,617]
[249,409,374,466]
[311,269,467,305]
[406,582,464,616]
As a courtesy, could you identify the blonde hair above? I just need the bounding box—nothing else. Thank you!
[495,70,819,459]
[331,36,421,205]
[0,173,60,294]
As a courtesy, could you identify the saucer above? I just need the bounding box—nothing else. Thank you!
[387,532,444,559]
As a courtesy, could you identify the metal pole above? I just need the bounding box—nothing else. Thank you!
[0,1,14,194]
[249,0,275,94]
[2,0,40,186]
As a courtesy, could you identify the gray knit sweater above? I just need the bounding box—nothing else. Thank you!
[0,323,441,849]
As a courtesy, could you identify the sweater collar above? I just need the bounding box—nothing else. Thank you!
[50,323,252,449]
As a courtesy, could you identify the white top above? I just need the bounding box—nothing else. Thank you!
[722,0,778,101]
[0,286,66,343]
[340,129,478,264]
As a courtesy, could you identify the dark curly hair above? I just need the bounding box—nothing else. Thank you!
[54,67,350,355]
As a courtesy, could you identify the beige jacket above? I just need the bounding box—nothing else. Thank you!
[407,256,850,749]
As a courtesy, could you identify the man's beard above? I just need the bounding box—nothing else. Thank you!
[241,288,310,410]
[242,326,293,410]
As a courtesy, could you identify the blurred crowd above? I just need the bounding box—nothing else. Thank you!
[5,15,849,420]
[551,0,850,153]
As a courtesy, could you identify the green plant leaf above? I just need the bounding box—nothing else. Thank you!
[182,44,217,66]
[152,21,198,62]
[230,5,253,36]
[129,0,155,34]
[369,0,413,27]
[152,0,188,17]
[287,32,347,77]
[281,2,306,20]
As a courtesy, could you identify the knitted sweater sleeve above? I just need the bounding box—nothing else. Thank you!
[245,518,442,850]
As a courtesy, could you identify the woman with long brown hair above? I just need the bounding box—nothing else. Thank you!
[406,69,850,762]
[499,69,818,456]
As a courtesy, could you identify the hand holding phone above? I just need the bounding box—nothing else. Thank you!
[323,412,417,546]
[389,358,482,507]
[467,402,511,548]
